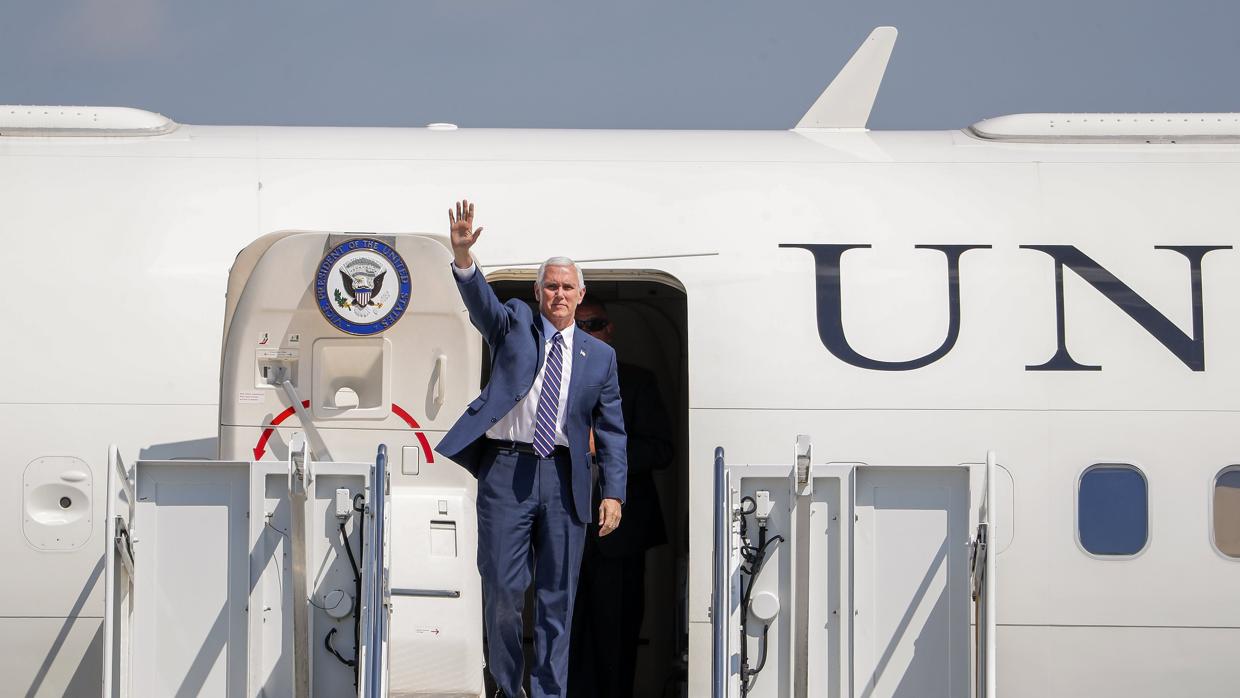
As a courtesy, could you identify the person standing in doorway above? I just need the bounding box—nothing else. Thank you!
[435,200,628,698]
[569,297,674,698]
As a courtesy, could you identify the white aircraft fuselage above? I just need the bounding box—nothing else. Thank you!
[4,118,1240,697]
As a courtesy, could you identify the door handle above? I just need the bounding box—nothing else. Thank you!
[434,354,448,408]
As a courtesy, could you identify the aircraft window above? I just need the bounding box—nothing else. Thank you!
[1077,464,1148,557]
[1213,467,1240,559]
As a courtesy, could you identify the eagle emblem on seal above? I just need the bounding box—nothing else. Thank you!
[337,265,387,310]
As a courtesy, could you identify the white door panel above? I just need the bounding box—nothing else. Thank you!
[853,467,969,698]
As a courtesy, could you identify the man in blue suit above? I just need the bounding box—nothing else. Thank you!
[435,200,628,698]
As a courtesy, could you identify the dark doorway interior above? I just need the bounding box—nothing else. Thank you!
[486,271,690,698]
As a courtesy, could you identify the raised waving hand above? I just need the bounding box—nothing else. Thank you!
[449,199,483,268]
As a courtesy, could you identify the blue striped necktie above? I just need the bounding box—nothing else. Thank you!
[532,332,564,457]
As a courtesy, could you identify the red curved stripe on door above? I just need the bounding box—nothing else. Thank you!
[413,433,435,463]
[271,400,310,426]
[390,403,421,428]
[252,400,313,460]
[391,403,435,463]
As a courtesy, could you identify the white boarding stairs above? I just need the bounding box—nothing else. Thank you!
[711,439,998,698]
[102,436,394,697]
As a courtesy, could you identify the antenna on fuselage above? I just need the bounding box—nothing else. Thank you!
[794,26,897,130]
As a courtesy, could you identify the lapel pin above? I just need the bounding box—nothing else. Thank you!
[580,350,586,357]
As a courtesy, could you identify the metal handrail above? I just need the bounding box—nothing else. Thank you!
[103,445,134,698]
[361,444,391,698]
[983,450,998,698]
[711,446,729,698]
[111,446,135,525]
[108,446,136,579]
[972,451,998,698]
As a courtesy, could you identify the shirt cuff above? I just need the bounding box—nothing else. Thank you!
[450,260,476,280]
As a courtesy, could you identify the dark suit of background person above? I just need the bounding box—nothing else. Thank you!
[569,363,673,698]
[434,200,628,698]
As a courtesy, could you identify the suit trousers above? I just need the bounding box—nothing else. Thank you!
[477,445,586,698]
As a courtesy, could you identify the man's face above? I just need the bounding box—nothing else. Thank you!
[536,265,584,328]
[574,303,613,345]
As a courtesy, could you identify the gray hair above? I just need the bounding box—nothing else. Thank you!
[536,256,584,288]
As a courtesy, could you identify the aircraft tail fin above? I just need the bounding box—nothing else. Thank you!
[795,26,897,130]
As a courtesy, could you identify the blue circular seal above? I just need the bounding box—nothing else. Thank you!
[314,238,412,335]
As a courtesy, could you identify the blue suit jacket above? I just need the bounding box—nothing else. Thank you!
[435,266,627,523]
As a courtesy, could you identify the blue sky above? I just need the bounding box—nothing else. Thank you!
[2,0,1238,130]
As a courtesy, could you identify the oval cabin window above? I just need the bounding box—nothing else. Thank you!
[1077,464,1149,557]
[1213,467,1240,559]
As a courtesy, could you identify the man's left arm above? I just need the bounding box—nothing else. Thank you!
[593,351,628,517]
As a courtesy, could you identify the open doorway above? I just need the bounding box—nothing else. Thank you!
[487,269,690,698]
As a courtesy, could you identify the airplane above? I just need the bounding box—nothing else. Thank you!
[3,25,1240,697]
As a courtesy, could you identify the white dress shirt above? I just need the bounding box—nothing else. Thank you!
[453,262,574,446]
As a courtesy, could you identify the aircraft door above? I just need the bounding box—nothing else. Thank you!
[103,232,484,697]
[215,231,485,696]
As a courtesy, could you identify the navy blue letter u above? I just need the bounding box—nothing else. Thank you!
[780,244,990,371]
